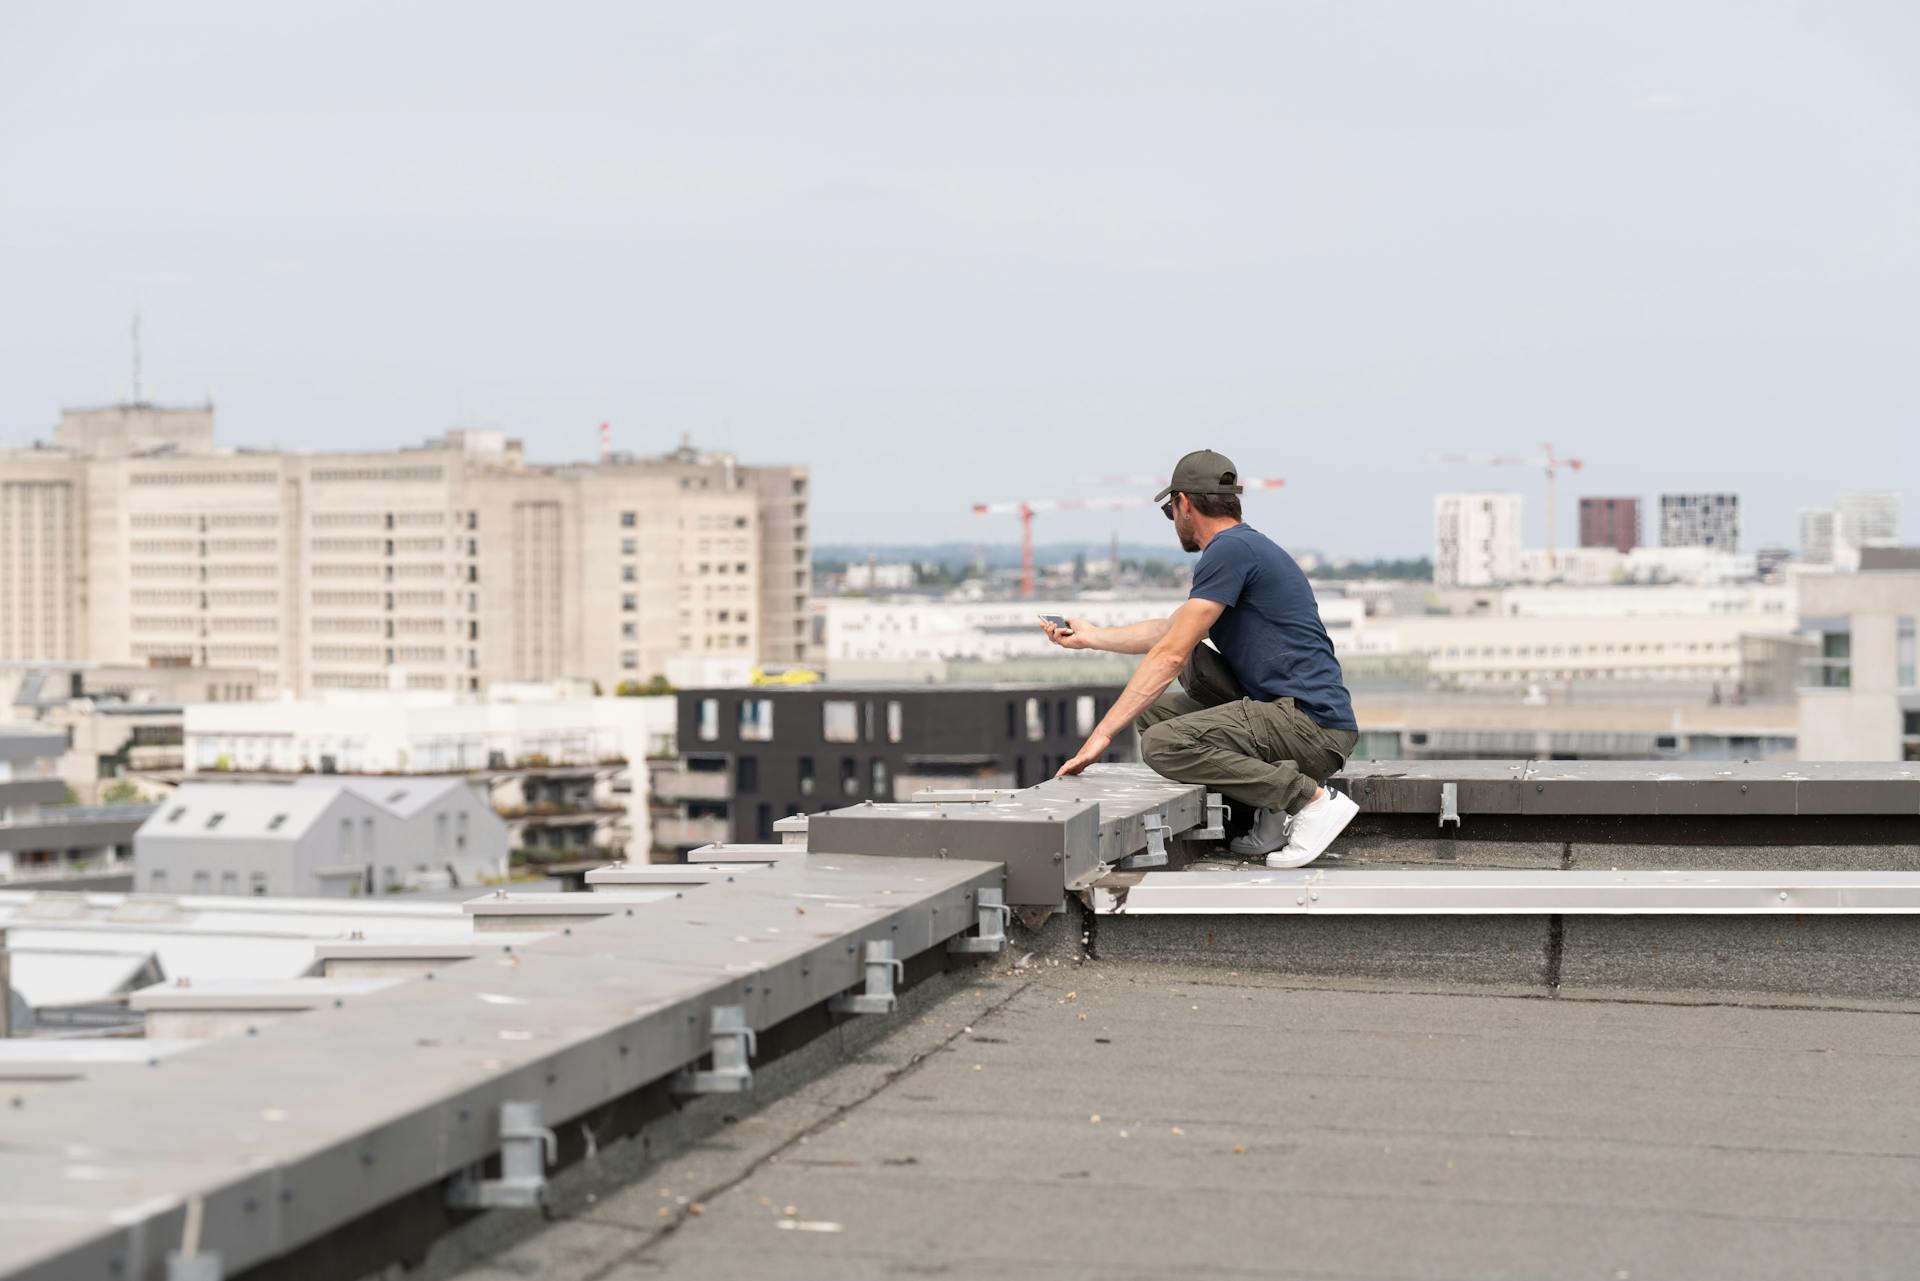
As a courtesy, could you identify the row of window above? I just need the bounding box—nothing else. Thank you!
[1439,641,1738,660]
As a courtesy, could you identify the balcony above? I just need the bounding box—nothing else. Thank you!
[650,763,733,802]
[652,814,730,847]
[1798,657,1852,689]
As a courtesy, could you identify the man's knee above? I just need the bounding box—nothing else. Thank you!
[1139,720,1184,772]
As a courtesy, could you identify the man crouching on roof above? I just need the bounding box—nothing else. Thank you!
[1043,450,1360,867]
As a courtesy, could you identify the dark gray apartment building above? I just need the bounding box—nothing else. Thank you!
[650,683,1131,856]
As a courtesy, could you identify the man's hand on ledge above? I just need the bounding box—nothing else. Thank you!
[1041,617,1097,651]
[1055,730,1112,778]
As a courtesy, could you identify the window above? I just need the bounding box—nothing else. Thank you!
[340,817,353,853]
[150,869,168,890]
[192,871,211,893]
[621,621,638,640]
[823,700,859,743]
[739,698,775,742]
[871,758,889,799]
[621,537,637,555]
[1024,698,1045,742]
[697,698,720,741]
[841,756,859,796]
[622,565,637,582]
[798,755,815,797]
[362,817,376,857]
[886,700,903,743]
[1075,696,1097,737]
[456,811,469,850]
[621,651,638,670]
[436,813,448,851]
[621,593,637,612]
[620,511,637,528]
[220,871,238,895]
[1900,618,1916,689]
[864,701,876,742]
[737,756,759,792]
[756,803,772,841]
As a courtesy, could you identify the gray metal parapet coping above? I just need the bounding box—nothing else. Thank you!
[1104,868,1920,915]
[1333,760,1920,817]
[0,853,1005,1281]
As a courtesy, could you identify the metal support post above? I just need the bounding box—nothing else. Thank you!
[830,940,904,1015]
[1439,783,1461,831]
[672,1005,757,1095]
[1189,793,1227,841]
[446,1100,559,1209]
[947,888,1011,954]
[1117,814,1170,870]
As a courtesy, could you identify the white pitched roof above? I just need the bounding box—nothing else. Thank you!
[138,782,352,842]
[291,775,472,819]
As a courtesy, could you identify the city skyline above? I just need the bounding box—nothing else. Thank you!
[5,3,1919,558]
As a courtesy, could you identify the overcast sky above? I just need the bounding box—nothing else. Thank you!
[2,2,1916,557]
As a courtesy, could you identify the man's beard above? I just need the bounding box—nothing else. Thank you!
[1176,521,1201,554]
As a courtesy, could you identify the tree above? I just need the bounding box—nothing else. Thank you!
[102,779,145,805]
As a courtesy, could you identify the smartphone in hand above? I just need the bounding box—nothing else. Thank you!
[1039,613,1073,634]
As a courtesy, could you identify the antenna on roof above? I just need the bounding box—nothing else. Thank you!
[130,309,145,405]
[600,421,611,462]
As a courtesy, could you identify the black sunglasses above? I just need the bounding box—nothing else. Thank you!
[1161,496,1178,520]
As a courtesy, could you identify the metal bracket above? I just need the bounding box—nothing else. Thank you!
[1116,814,1170,870]
[166,1256,223,1281]
[1188,793,1227,842]
[829,940,904,1015]
[445,1100,559,1209]
[947,888,1011,954]
[1439,782,1461,831]
[672,1005,757,1095]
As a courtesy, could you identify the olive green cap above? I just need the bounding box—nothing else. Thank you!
[1153,449,1244,503]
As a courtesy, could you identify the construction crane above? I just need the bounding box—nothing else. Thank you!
[1429,444,1584,573]
[972,477,1285,598]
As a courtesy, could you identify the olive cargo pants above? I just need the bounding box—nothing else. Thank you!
[1135,644,1358,816]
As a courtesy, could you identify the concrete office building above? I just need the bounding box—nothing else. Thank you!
[134,776,507,896]
[0,403,810,693]
[652,683,1129,855]
[1834,491,1901,569]
[1433,493,1523,588]
[1796,553,1920,761]
[1578,497,1640,554]
[1658,493,1740,551]
[1800,508,1837,565]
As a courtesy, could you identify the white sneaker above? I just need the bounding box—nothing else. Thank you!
[1226,807,1292,858]
[1270,787,1358,867]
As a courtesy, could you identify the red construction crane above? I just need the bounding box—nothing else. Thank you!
[972,477,1285,598]
[1429,444,1585,573]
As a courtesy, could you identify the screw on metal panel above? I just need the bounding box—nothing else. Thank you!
[334,999,343,1008]
[545,1072,557,1086]
[503,945,513,952]
[425,972,435,980]
[1309,892,1319,901]
[1779,892,1788,901]
[1295,897,1305,906]
[247,1026,258,1036]
[564,928,572,935]
[619,1044,630,1056]
[1052,851,1063,862]
[1741,785,1748,794]
[626,908,634,916]
[1536,784,1544,792]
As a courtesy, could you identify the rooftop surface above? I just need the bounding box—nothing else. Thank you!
[6,761,1920,1281]
[447,963,1920,1281]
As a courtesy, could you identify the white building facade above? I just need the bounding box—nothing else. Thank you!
[1434,493,1523,588]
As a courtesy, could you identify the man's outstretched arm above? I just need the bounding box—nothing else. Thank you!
[1042,615,1173,655]
[1056,597,1225,777]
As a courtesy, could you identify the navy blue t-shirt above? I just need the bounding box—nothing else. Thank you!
[1188,524,1356,731]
